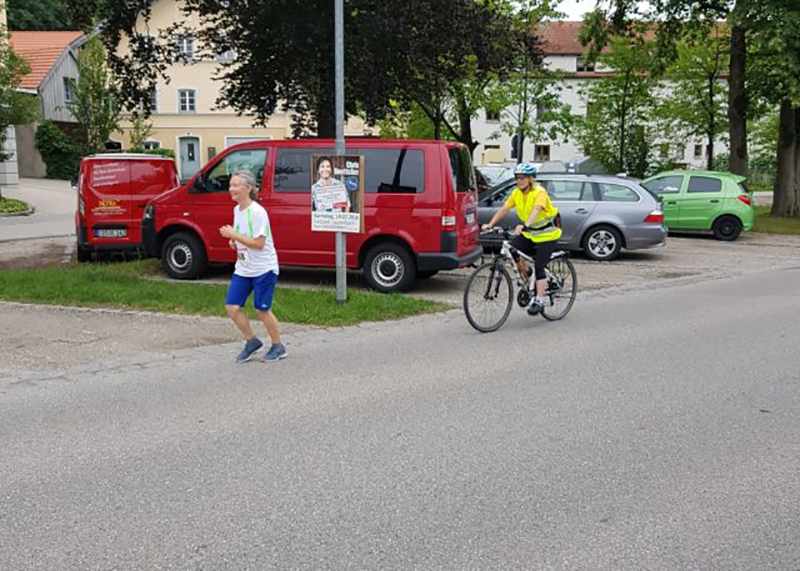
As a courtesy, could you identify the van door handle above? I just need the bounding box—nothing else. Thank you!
[575,208,589,214]
[666,201,676,205]
[710,199,719,203]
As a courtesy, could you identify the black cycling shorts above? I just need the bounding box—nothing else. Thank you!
[510,234,556,280]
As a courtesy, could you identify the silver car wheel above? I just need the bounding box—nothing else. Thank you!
[371,252,405,288]
[168,243,194,273]
[588,230,617,259]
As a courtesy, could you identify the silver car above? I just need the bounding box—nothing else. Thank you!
[478,174,667,261]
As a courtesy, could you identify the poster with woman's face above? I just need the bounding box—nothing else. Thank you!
[311,155,364,233]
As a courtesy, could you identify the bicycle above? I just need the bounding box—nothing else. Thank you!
[463,228,577,333]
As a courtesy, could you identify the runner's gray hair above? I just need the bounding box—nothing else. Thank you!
[232,170,259,200]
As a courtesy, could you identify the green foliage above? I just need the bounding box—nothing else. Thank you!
[35,121,80,180]
[0,261,450,326]
[575,36,659,178]
[69,35,120,154]
[7,0,76,30]
[0,197,30,213]
[129,147,176,159]
[90,0,523,140]
[0,36,39,163]
[127,115,154,149]
[658,30,729,167]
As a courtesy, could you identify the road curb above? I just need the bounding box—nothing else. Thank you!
[0,205,36,217]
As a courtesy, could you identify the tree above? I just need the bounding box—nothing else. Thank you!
[68,35,119,154]
[575,36,659,177]
[85,0,521,138]
[659,30,729,169]
[7,0,76,31]
[126,115,154,150]
[488,68,576,162]
[0,27,38,198]
[747,0,800,216]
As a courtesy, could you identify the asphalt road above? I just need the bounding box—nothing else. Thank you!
[2,269,799,570]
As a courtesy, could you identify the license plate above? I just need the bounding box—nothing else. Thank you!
[94,228,127,238]
[466,212,476,225]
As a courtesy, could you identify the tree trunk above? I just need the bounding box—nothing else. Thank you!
[727,25,748,176]
[316,93,336,139]
[455,95,478,153]
[771,100,798,217]
[794,107,800,216]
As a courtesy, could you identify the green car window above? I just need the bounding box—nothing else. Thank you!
[688,176,722,193]
[642,176,682,194]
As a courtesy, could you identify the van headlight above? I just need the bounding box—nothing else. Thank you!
[143,204,155,220]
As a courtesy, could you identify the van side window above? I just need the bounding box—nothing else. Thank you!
[275,148,331,193]
[448,147,476,193]
[352,148,425,194]
[202,149,267,193]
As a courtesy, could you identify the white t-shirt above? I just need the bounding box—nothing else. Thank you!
[232,202,279,277]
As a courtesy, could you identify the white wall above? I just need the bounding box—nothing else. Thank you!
[471,54,728,170]
[0,126,20,186]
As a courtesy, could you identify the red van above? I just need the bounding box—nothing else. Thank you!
[142,139,481,293]
[75,153,179,261]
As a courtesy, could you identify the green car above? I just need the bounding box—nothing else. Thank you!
[641,170,755,241]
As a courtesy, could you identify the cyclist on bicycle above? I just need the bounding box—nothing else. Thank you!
[481,162,562,315]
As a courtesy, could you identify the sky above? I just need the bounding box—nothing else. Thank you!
[557,0,595,21]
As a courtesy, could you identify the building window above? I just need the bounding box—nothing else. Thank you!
[485,109,501,122]
[142,141,161,150]
[534,145,551,162]
[694,144,703,159]
[63,77,75,103]
[576,57,596,72]
[674,143,686,160]
[179,89,197,113]
[216,48,237,62]
[176,35,195,61]
[140,88,158,113]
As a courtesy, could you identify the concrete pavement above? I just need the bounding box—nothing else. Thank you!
[2,268,799,569]
[0,178,74,241]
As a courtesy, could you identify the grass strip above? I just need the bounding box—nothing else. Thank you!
[0,197,30,213]
[0,260,450,327]
[752,206,800,235]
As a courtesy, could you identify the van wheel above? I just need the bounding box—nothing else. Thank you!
[416,270,439,280]
[162,232,207,279]
[582,225,622,261]
[76,245,91,263]
[712,215,742,241]
[364,243,416,293]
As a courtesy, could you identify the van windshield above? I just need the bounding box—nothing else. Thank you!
[448,147,476,193]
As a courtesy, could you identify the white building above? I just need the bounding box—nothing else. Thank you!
[472,22,725,170]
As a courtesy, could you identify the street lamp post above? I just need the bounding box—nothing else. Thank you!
[334,0,346,302]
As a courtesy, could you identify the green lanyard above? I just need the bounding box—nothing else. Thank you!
[235,208,253,237]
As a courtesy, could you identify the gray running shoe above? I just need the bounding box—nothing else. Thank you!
[236,337,263,363]
[263,343,288,362]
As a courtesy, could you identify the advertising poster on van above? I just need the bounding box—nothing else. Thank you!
[310,155,364,233]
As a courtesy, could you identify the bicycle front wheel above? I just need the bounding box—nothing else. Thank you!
[541,256,577,321]
[463,261,514,333]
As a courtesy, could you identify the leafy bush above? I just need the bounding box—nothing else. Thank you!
[129,147,176,159]
[35,121,80,180]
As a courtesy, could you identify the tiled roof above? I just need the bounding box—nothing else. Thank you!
[9,31,83,91]
[540,21,587,55]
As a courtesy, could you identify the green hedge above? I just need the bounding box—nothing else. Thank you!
[35,121,79,180]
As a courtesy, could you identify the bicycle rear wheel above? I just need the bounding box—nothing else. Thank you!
[463,261,514,332]
[541,256,577,321]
